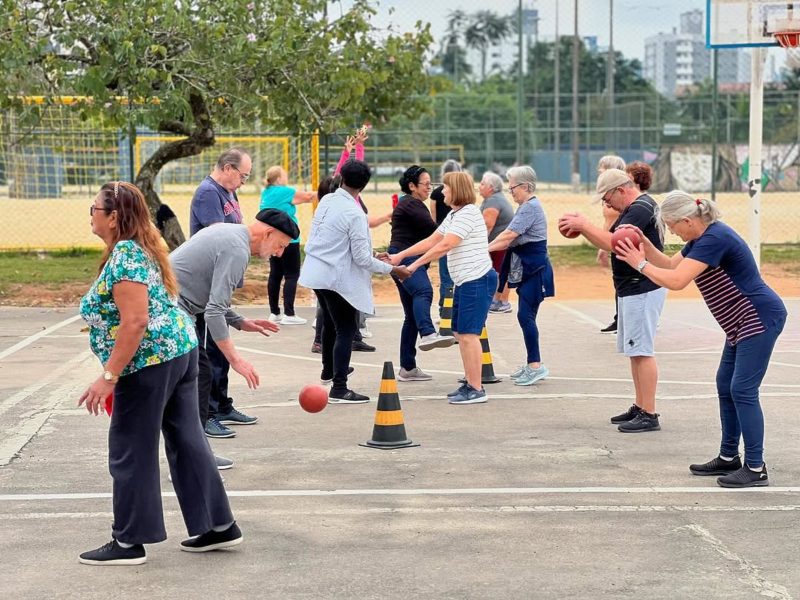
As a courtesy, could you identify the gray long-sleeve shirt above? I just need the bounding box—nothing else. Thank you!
[169,224,250,342]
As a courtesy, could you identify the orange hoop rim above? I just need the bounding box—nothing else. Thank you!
[775,30,800,49]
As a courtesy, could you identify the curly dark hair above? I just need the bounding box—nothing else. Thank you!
[398,165,429,194]
[626,161,652,192]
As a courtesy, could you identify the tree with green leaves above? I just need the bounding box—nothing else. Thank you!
[0,0,434,248]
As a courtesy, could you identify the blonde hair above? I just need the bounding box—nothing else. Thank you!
[265,165,284,187]
[97,182,178,297]
[660,190,721,226]
[443,172,477,207]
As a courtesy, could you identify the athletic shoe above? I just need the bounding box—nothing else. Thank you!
[418,333,456,351]
[488,300,502,312]
[717,464,769,488]
[689,455,742,476]
[217,408,258,425]
[514,365,549,386]
[352,340,376,352]
[280,315,307,325]
[359,326,373,339]
[328,389,370,404]
[267,313,281,323]
[321,366,354,385]
[398,367,432,382]
[79,539,146,566]
[600,320,618,334]
[490,301,513,314]
[610,404,642,424]
[510,365,527,379]
[215,455,234,470]
[617,411,660,433]
[180,522,243,553]
[204,417,236,439]
[311,342,322,354]
[311,318,316,329]
[448,385,487,405]
[447,383,469,398]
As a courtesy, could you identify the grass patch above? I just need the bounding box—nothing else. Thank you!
[0,248,101,294]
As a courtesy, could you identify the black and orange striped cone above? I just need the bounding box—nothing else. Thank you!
[438,285,454,337]
[480,326,501,384]
[359,361,419,450]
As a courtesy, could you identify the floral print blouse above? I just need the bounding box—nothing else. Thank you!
[80,240,197,376]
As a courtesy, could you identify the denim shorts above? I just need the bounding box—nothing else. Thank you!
[617,287,667,357]
[452,269,497,335]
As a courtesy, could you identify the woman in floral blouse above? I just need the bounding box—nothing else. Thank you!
[78,182,241,566]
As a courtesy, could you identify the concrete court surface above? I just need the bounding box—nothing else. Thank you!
[0,298,799,599]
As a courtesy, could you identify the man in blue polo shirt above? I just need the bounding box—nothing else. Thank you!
[190,148,257,441]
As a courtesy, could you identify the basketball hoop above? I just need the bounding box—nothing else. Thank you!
[774,29,800,48]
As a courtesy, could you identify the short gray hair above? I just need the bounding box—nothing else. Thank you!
[597,155,626,172]
[481,171,504,193]
[505,165,537,193]
[660,190,721,226]
[440,159,462,179]
[216,148,249,170]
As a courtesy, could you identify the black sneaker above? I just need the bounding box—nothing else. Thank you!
[180,522,243,553]
[689,455,742,476]
[328,390,370,404]
[352,340,376,352]
[717,465,769,488]
[79,539,146,565]
[311,342,321,354]
[610,404,642,424]
[600,320,618,334]
[617,411,660,433]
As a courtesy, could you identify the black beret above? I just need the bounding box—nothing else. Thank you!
[255,208,300,239]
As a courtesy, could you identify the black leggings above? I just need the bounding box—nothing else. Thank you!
[268,243,301,316]
[315,289,359,394]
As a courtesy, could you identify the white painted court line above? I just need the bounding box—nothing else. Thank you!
[4,486,800,502]
[772,361,800,369]
[0,314,82,361]
[550,302,606,329]
[677,524,793,599]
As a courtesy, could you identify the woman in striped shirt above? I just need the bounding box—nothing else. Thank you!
[615,190,787,489]
[385,172,496,405]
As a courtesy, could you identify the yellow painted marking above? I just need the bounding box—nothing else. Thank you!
[374,410,404,426]
[482,352,493,364]
[380,380,398,394]
[480,328,488,338]
[440,319,451,328]
[444,298,454,307]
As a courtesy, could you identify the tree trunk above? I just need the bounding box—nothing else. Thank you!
[134,93,215,250]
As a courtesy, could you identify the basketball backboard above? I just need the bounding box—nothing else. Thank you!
[707,0,800,47]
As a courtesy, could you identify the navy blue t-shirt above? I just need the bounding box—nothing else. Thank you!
[681,221,786,345]
[189,176,243,236]
[611,194,663,297]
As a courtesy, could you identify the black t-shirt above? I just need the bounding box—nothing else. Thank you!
[611,194,664,297]
[389,194,437,251]
[430,185,451,225]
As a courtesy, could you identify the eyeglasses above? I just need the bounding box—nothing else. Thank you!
[89,205,112,216]
[602,188,618,204]
[230,165,250,182]
[508,183,525,192]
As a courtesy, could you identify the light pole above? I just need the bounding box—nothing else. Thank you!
[606,0,615,151]
[516,0,524,164]
[571,0,580,190]
[554,0,560,180]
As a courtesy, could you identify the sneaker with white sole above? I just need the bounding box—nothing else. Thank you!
[215,455,234,470]
[418,332,456,351]
[79,539,146,566]
[267,313,281,323]
[217,407,258,425]
[398,367,433,382]
[328,389,370,403]
[280,315,307,325]
[513,365,549,386]
[510,365,528,379]
[204,417,236,438]
[180,522,243,553]
[359,326,373,338]
[448,384,487,404]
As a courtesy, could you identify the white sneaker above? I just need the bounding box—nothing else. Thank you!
[280,315,307,325]
[398,367,433,382]
[267,313,280,323]
[418,333,456,351]
[359,326,373,338]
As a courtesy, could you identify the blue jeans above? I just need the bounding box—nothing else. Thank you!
[717,316,785,468]
[389,248,435,370]
[438,256,453,309]
[516,277,542,364]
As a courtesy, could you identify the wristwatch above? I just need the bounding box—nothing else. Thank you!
[103,370,119,384]
[636,259,649,273]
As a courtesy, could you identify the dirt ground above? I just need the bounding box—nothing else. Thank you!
[4,262,799,307]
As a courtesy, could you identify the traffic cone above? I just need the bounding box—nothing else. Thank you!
[480,326,501,384]
[438,285,454,337]
[360,361,419,450]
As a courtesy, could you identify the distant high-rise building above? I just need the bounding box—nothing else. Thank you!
[644,9,747,97]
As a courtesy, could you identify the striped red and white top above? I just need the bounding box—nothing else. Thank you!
[694,266,765,345]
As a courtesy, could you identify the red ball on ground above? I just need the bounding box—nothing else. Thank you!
[299,384,328,413]
[611,228,643,252]
[558,221,580,239]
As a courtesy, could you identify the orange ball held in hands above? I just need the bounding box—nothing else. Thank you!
[611,228,643,253]
[558,217,580,239]
[299,384,328,413]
